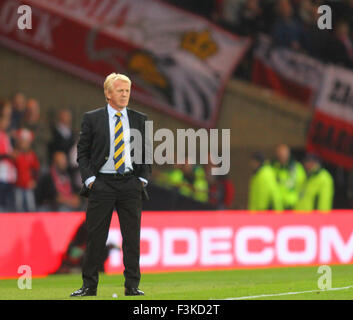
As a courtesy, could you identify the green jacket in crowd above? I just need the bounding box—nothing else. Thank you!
[295,166,334,212]
[193,165,209,203]
[157,166,209,203]
[248,163,283,211]
[272,159,306,210]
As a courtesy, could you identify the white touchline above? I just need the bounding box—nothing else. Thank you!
[220,285,353,300]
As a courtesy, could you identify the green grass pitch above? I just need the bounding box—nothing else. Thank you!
[1,265,353,300]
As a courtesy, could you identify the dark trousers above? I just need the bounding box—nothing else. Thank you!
[82,173,143,289]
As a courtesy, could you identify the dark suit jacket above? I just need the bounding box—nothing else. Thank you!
[77,106,151,200]
[48,125,76,162]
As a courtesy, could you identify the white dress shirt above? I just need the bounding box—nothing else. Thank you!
[84,104,147,187]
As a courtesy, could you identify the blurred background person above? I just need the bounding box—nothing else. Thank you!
[67,137,83,193]
[205,153,235,209]
[272,144,306,210]
[271,0,305,51]
[234,0,265,37]
[48,108,76,163]
[12,128,40,212]
[10,92,26,132]
[35,151,81,211]
[300,0,330,59]
[165,0,216,19]
[295,154,334,212]
[154,163,184,190]
[324,20,353,69]
[208,173,235,209]
[248,151,283,212]
[179,161,197,199]
[0,101,17,211]
[0,100,12,126]
[22,98,40,129]
[22,98,50,167]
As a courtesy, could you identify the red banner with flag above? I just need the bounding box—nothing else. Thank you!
[252,35,325,106]
[0,0,251,128]
[307,65,353,169]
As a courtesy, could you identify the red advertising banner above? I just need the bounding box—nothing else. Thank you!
[0,0,250,128]
[2,211,353,278]
[0,212,85,278]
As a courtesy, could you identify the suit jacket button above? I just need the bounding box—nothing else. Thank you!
[105,156,109,160]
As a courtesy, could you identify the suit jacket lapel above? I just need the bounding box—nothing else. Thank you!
[127,107,137,131]
[103,106,110,145]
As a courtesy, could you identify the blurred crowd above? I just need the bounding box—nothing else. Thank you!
[152,143,336,212]
[248,144,334,212]
[0,94,82,213]
[153,158,236,210]
[0,94,338,213]
[164,0,353,70]
[0,93,236,213]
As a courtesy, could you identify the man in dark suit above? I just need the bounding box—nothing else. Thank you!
[70,73,151,297]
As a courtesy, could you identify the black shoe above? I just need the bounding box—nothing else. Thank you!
[70,287,97,297]
[125,287,145,296]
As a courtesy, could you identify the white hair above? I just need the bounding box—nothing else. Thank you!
[103,73,131,101]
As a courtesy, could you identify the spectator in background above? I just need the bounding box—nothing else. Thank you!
[297,0,314,26]
[154,160,210,203]
[175,160,210,203]
[22,98,51,166]
[272,144,306,210]
[48,108,76,163]
[300,1,331,59]
[348,166,353,208]
[346,0,353,30]
[295,154,334,212]
[0,100,12,126]
[12,128,40,212]
[35,151,81,211]
[22,98,41,129]
[324,20,353,69]
[248,151,283,212]
[0,102,17,211]
[271,0,305,51]
[178,161,197,199]
[165,0,216,19]
[154,163,184,190]
[208,174,235,209]
[10,92,26,132]
[235,0,265,36]
[193,164,209,203]
[326,0,353,30]
[214,0,245,29]
[67,137,83,192]
[205,154,235,209]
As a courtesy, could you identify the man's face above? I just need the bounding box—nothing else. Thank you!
[53,152,68,172]
[106,79,131,110]
[59,110,72,126]
[250,159,260,171]
[17,138,31,151]
[276,145,290,165]
[26,99,40,122]
[0,116,10,131]
[13,93,26,111]
[304,160,317,173]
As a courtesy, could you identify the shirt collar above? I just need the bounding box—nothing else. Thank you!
[107,104,127,119]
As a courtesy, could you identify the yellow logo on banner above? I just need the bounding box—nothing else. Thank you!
[128,52,167,88]
[180,30,218,60]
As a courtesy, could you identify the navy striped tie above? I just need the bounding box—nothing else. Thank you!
[113,111,125,174]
